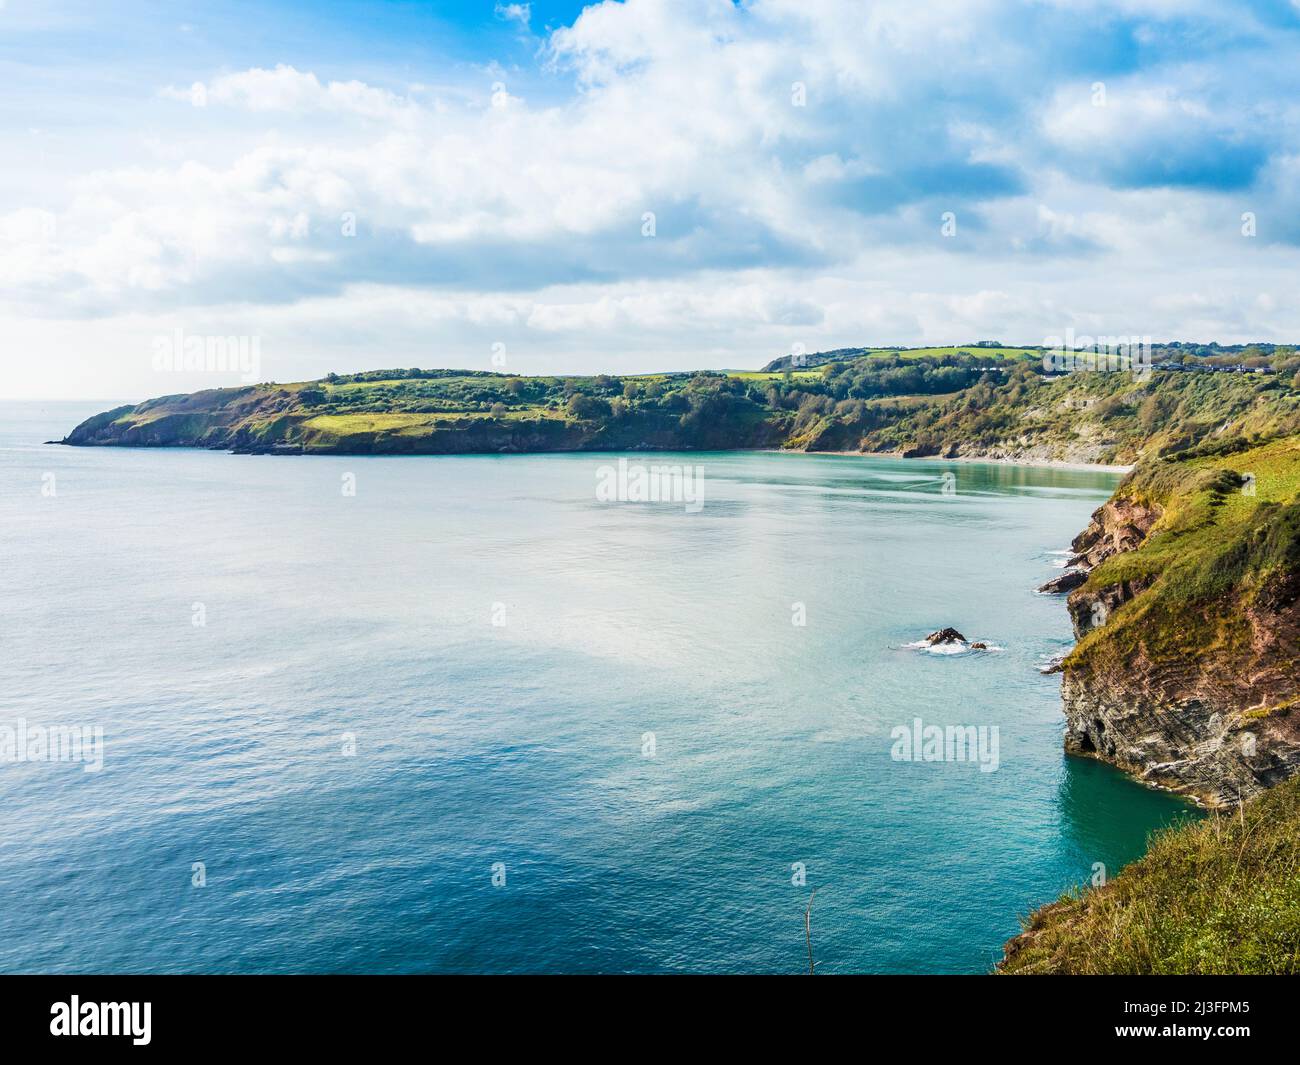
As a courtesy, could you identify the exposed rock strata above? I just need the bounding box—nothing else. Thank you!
[1036,569,1087,595]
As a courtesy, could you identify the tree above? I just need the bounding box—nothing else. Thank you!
[566,393,611,420]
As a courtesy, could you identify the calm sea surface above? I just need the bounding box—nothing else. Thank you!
[0,401,1192,973]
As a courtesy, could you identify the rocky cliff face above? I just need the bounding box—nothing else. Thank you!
[1058,447,1300,807]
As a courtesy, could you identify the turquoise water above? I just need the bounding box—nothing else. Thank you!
[0,401,1192,974]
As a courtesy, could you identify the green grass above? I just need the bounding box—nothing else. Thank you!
[1000,774,1300,974]
[859,345,1038,361]
[1069,436,1300,670]
[323,376,484,393]
[301,407,570,438]
[303,412,445,433]
[725,369,826,382]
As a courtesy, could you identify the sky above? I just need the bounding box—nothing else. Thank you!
[4,0,1300,399]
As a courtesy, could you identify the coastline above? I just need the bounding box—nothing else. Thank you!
[56,427,1134,473]
[800,448,1134,474]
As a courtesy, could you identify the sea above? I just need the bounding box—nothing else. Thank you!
[0,401,1193,973]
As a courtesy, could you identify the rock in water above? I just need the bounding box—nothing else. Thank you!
[1038,653,1067,674]
[1037,570,1087,595]
[925,627,966,645]
[970,642,988,651]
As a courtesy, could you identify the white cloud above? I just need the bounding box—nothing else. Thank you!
[494,3,531,30]
[164,65,411,119]
[5,0,1300,398]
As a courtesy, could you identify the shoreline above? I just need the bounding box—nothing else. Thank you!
[52,435,1138,474]
[797,448,1134,473]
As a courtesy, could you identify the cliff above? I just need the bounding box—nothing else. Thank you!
[1002,443,1300,971]
[1058,437,1300,807]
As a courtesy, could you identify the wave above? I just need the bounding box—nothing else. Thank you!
[903,640,1004,655]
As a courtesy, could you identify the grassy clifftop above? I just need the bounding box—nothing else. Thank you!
[1068,435,1300,682]
[1000,774,1300,974]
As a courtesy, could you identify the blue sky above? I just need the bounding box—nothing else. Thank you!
[4,0,1300,398]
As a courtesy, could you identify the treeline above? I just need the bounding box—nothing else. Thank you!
[288,346,1300,462]
[1157,345,1300,379]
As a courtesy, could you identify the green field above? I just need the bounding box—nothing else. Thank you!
[858,345,1038,361]
[725,369,826,382]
